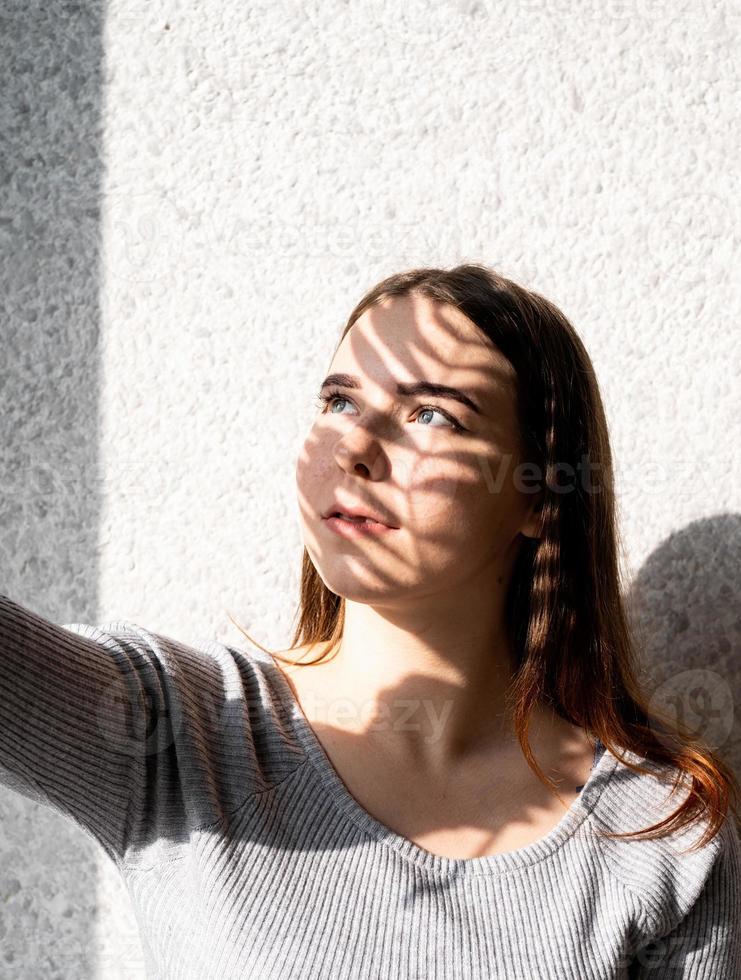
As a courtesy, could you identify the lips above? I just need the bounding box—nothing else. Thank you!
[332,512,382,525]
[322,502,398,528]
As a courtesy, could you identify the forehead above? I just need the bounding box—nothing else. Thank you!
[331,292,517,401]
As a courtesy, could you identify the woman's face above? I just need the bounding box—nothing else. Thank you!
[294,291,541,604]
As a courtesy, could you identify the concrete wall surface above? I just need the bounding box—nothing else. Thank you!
[1,0,739,975]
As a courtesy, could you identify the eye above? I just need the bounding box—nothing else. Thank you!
[414,406,459,429]
[315,391,353,416]
[314,389,464,432]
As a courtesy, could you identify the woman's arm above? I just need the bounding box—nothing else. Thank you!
[630,814,741,978]
[0,593,160,866]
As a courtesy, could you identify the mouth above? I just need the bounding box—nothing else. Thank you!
[322,505,399,529]
[322,510,398,536]
[331,512,384,525]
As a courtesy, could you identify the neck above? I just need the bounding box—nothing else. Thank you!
[293,583,562,772]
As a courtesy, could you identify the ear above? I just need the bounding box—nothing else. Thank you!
[520,491,544,540]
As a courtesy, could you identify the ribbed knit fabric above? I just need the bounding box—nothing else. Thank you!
[1,594,739,979]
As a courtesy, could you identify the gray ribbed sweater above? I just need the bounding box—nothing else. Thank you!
[1,595,739,979]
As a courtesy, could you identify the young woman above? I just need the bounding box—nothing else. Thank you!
[1,263,739,978]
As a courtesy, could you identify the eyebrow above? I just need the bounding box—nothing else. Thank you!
[319,373,483,416]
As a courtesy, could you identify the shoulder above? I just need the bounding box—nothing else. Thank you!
[588,746,740,937]
[64,620,295,734]
[65,619,309,801]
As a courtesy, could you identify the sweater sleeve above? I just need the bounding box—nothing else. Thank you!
[0,593,164,866]
[630,813,741,978]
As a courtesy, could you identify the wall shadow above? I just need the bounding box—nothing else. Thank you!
[625,514,741,778]
[0,1,106,976]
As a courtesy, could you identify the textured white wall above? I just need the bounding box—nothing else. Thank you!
[1,0,740,975]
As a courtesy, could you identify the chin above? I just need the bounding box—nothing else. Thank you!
[311,560,408,603]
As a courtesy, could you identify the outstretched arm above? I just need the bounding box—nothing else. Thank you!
[0,594,161,865]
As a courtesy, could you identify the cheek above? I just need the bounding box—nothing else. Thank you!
[294,433,333,522]
[402,445,497,526]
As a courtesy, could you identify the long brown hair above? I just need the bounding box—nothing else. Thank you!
[230,263,739,852]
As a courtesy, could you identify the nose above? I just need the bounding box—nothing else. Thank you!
[334,428,388,481]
